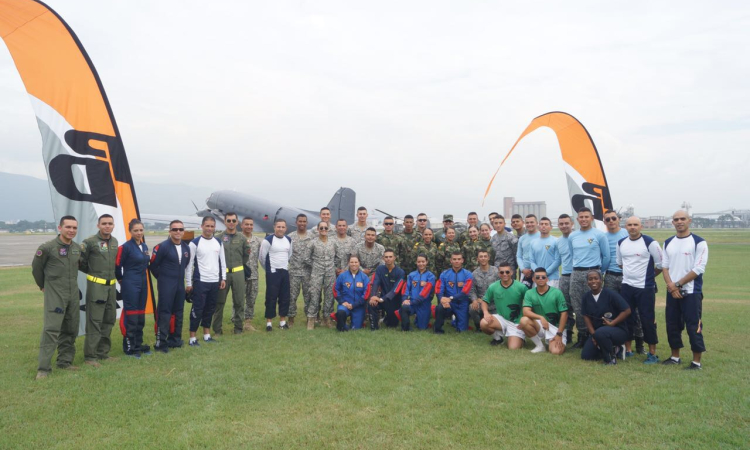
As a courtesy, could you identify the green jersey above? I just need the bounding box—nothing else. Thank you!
[522,286,568,327]
[483,280,528,324]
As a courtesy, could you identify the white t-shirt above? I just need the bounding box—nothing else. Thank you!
[185,236,227,286]
[662,233,708,294]
[616,234,663,289]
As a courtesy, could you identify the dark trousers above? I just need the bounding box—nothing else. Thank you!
[121,276,148,354]
[581,326,628,361]
[265,269,290,319]
[434,300,469,332]
[367,295,402,329]
[189,280,219,332]
[665,292,706,353]
[621,284,658,345]
[335,305,365,331]
[156,277,185,348]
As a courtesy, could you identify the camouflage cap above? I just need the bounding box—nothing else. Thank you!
[443,214,453,222]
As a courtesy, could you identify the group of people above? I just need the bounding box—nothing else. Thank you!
[31,206,708,380]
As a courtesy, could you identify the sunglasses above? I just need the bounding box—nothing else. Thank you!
[604,217,618,223]
[499,270,512,274]
[384,222,394,225]
[534,275,547,280]
[226,219,237,223]
[418,219,427,222]
[170,228,184,232]
[319,227,328,231]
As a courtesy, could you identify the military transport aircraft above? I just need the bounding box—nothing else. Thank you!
[142,187,356,233]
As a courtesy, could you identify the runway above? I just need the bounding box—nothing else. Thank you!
[0,234,50,267]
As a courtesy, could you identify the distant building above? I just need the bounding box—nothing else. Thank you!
[504,197,547,219]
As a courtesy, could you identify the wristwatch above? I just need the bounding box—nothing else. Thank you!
[674,282,682,289]
[556,332,563,337]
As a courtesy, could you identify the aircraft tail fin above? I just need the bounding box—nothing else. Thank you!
[328,187,356,225]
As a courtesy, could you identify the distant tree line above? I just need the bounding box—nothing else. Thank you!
[0,220,57,232]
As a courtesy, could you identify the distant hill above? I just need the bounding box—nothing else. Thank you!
[0,172,213,221]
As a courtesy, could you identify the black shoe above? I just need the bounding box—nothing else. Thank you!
[188,340,200,347]
[154,345,169,354]
[490,337,504,346]
[603,358,617,366]
[684,362,702,370]
[233,329,243,335]
[203,337,219,343]
[662,357,682,365]
[266,324,273,332]
[571,332,588,349]
[279,323,289,330]
[434,329,445,334]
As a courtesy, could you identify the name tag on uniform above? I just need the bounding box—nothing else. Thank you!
[100,242,108,251]
[356,282,363,288]
[420,281,426,286]
[457,282,464,287]
[223,236,229,242]
[59,247,67,256]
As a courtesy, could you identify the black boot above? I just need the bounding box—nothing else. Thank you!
[368,306,379,331]
[566,329,574,345]
[335,311,347,332]
[572,331,588,349]
[635,337,646,355]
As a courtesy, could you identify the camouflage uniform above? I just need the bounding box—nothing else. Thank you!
[457,229,473,247]
[462,238,496,272]
[354,242,385,273]
[347,223,369,245]
[490,231,518,272]
[213,231,250,333]
[288,230,314,318]
[436,240,462,275]
[434,228,450,245]
[32,236,82,372]
[398,230,422,274]
[376,232,404,264]
[469,265,500,326]
[79,233,118,362]
[333,235,356,272]
[411,241,439,275]
[305,237,337,318]
[242,233,263,320]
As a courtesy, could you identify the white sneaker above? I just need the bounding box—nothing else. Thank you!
[531,344,547,354]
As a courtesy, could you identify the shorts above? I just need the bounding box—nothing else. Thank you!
[535,320,567,345]
[493,314,526,340]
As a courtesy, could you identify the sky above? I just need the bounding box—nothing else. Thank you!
[1,0,749,220]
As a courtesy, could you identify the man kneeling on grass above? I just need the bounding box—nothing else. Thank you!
[519,267,568,354]
[479,262,529,348]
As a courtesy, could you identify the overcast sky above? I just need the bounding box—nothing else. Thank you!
[1,0,748,219]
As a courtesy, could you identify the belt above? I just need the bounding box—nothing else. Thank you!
[86,275,116,285]
[226,265,245,273]
[573,266,600,271]
[561,273,571,277]
[605,270,622,276]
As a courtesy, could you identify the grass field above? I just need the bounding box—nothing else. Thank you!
[1,229,748,449]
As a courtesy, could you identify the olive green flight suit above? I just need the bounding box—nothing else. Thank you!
[213,231,250,333]
[32,236,82,372]
[79,233,119,361]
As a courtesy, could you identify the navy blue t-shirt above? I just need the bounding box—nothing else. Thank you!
[581,288,630,332]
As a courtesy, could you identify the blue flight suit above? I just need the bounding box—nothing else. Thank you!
[150,239,190,349]
[334,270,371,331]
[434,268,474,332]
[367,264,406,329]
[116,239,150,355]
[400,269,435,330]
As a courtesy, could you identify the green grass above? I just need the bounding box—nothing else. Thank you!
[0,230,749,449]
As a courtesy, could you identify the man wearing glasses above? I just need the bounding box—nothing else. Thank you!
[376,216,404,265]
[661,210,708,370]
[519,268,569,354]
[213,212,251,335]
[150,220,191,352]
[479,262,529,348]
[568,207,610,349]
[305,221,337,330]
[415,213,430,237]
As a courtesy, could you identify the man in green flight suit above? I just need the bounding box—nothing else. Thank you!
[79,214,119,367]
[32,215,82,380]
[213,212,250,335]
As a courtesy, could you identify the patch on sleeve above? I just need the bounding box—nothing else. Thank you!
[36,249,43,257]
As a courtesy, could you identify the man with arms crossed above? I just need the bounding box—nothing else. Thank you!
[259,219,294,331]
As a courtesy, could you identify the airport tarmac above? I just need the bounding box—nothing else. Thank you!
[0,234,50,267]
